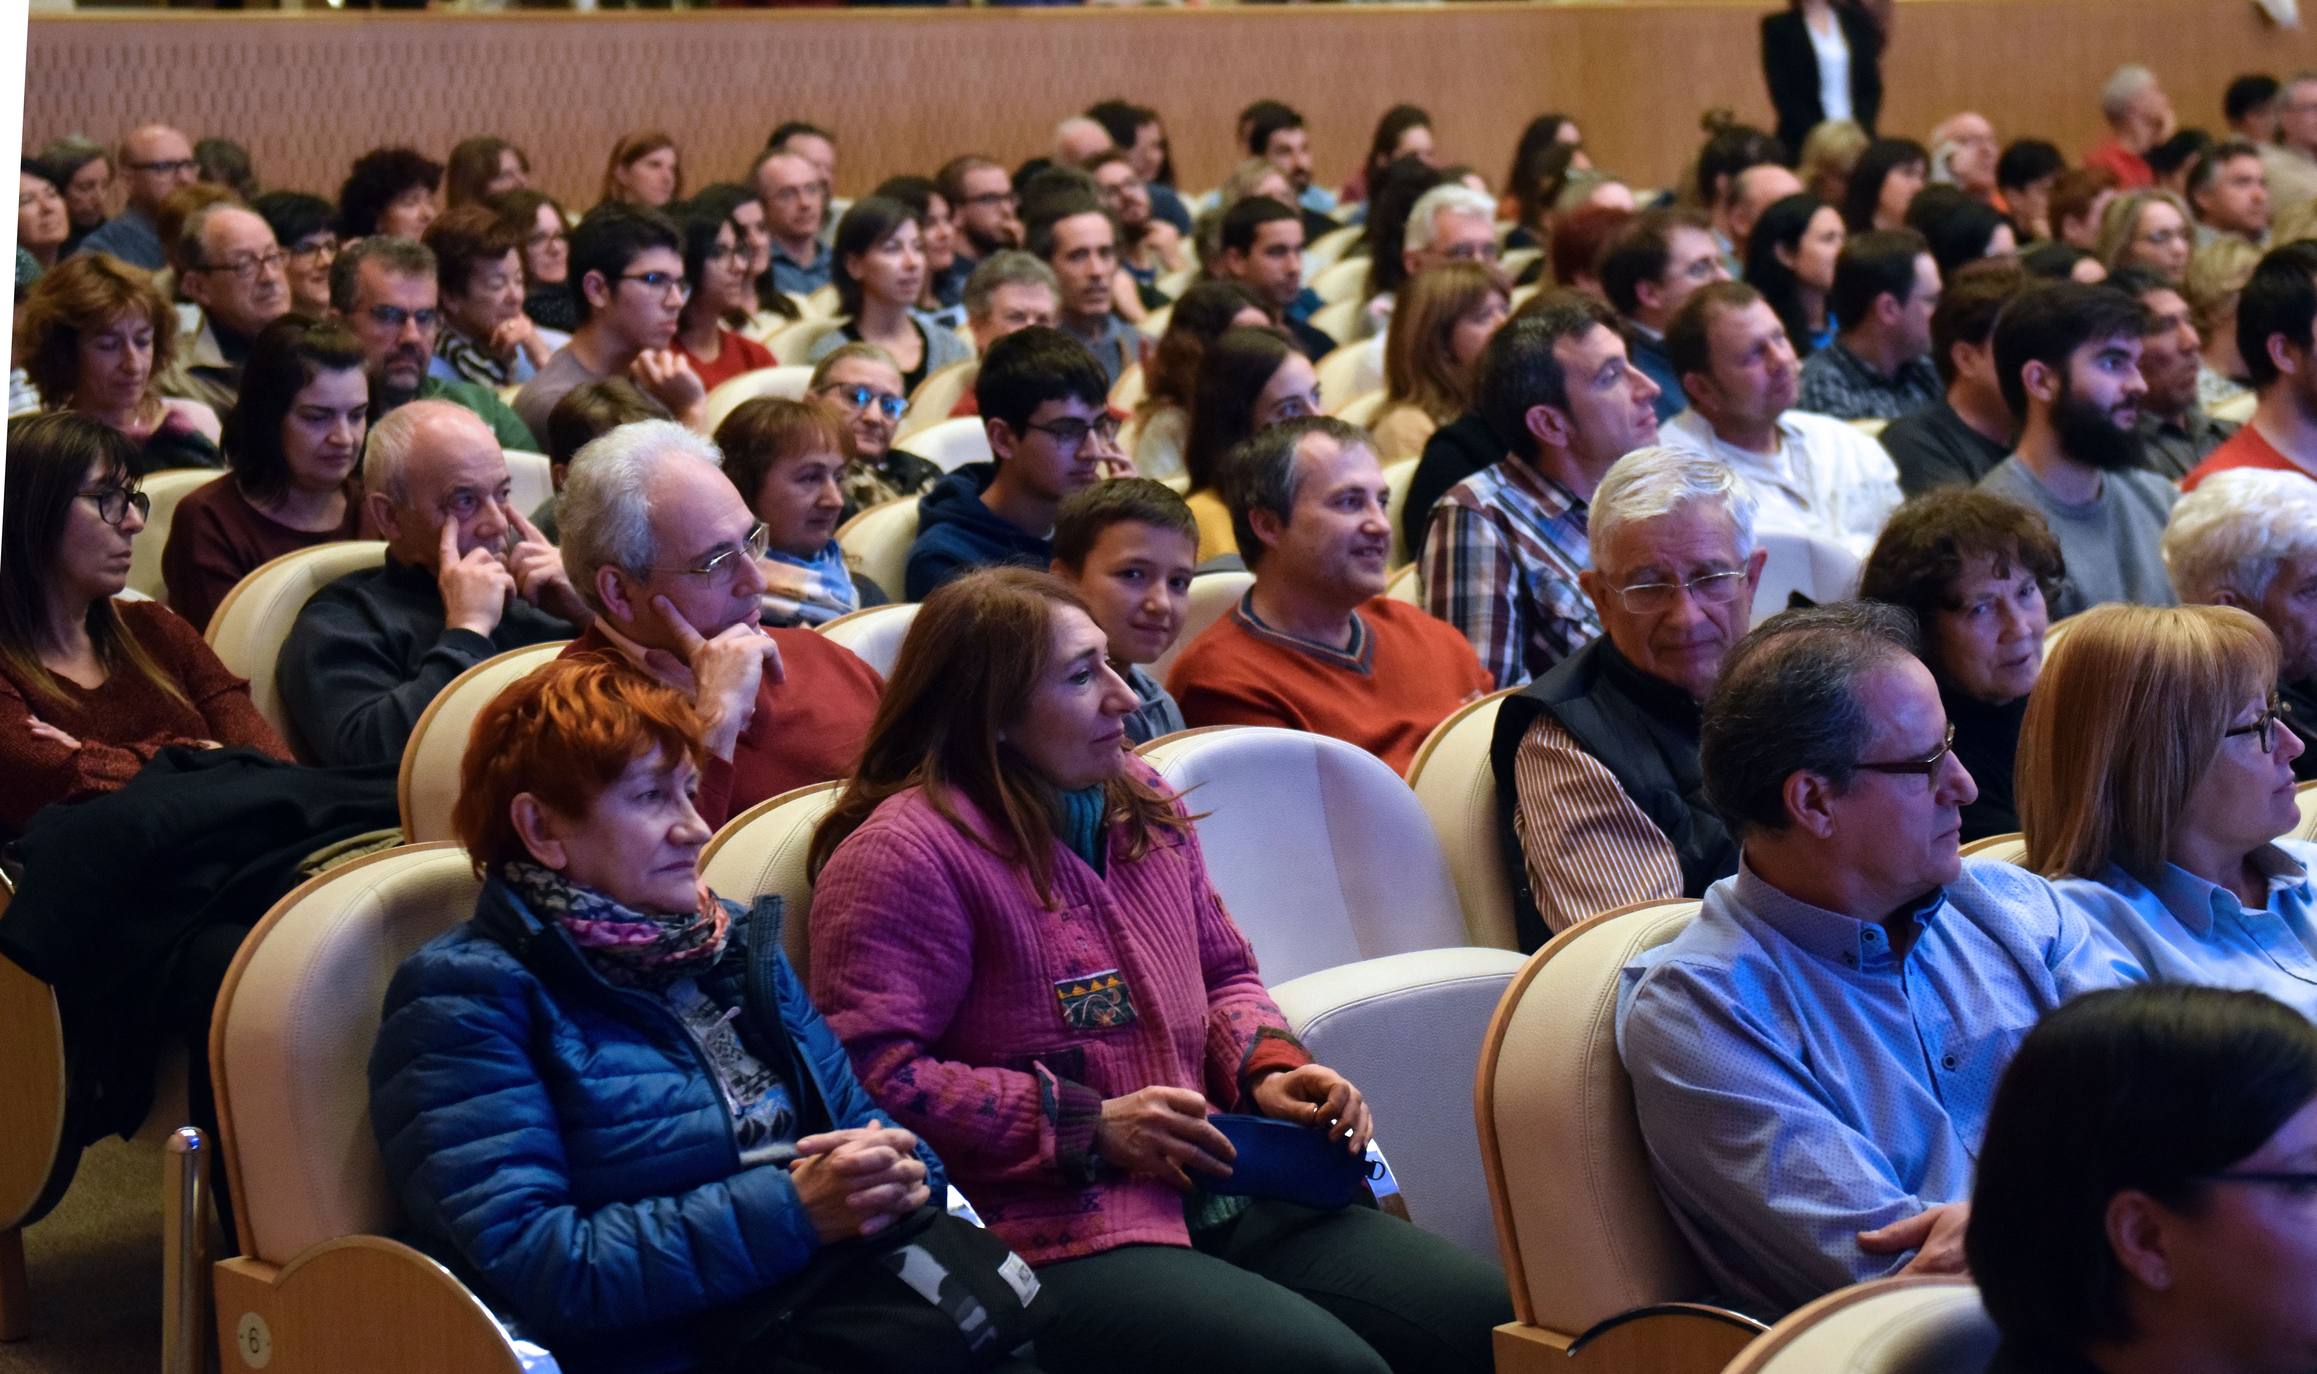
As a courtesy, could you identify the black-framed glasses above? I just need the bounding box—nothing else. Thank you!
[1609,568,1749,615]
[820,383,907,422]
[365,303,440,333]
[2224,694,2292,754]
[654,523,769,581]
[78,485,149,528]
[1854,722,1957,778]
[288,235,340,262]
[126,158,197,177]
[619,270,691,298]
[192,248,288,282]
[1026,414,1124,454]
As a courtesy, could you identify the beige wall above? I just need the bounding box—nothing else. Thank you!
[23,1,2310,209]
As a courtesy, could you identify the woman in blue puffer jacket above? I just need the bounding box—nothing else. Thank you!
[367,657,965,1374]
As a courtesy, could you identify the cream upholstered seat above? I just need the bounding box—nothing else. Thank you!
[205,541,389,759]
[1718,1277,1995,1374]
[127,468,225,603]
[1957,832,2027,864]
[1386,562,1422,605]
[1313,342,1368,416]
[1137,302,1173,341]
[1752,529,1861,627]
[503,450,553,521]
[835,498,920,608]
[698,782,843,983]
[208,843,547,1373]
[1302,223,1364,277]
[1381,457,1418,570]
[1333,390,1387,428]
[2300,780,2317,839]
[1309,255,1370,305]
[1406,688,1523,950]
[1108,361,1146,414]
[1308,297,1364,349]
[397,642,570,843]
[767,318,840,367]
[1478,899,1766,1373]
[898,361,979,441]
[814,602,920,678]
[1499,247,1543,282]
[1147,569,1252,686]
[703,364,816,434]
[907,415,994,473]
[1847,416,1891,438]
[1139,726,1471,982]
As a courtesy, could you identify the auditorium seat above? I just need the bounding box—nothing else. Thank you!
[126,468,224,604]
[906,415,995,473]
[396,642,571,844]
[1138,303,1174,340]
[1386,562,1421,604]
[703,364,815,434]
[1381,456,1418,570]
[697,782,842,982]
[1308,297,1364,350]
[1406,687,1523,950]
[204,541,389,760]
[1717,1277,1994,1374]
[835,497,920,605]
[1147,569,1252,685]
[1309,256,1370,306]
[1478,898,1768,1373]
[504,450,552,523]
[1847,417,1890,438]
[814,602,919,678]
[1499,247,1544,282]
[2301,781,2317,840]
[1313,341,1367,413]
[767,317,839,365]
[1302,224,1365,278]
[899,361,978,441]
[804,284,841,319]
[1155,264,1200,300]
[1957,832,2027,864]
[1751,529,1860,626]
[206,843,542,1374]
[1334,390,1387,428]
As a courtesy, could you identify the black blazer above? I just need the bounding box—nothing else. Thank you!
[1760,4,1885,158]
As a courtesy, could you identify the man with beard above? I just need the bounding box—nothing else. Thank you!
[513,205,703,439]
[1025,192,1137,386]
[1977,281,2177,616]
[2107,267,2237,478]
[334,236,539,452]
[159,201,292,412]
[936,155,1023,283]
[2186,242,2317,490]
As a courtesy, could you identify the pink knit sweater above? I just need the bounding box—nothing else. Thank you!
[809,767,1310,1265]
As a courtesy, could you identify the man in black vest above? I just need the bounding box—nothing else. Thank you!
[1489,446,1766,949]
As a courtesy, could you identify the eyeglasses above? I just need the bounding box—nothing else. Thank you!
[820,383,908,422]
[125,158,197,177]
[1853,722,1958,778]
[2224,694,2292,754]
[1608,568,1749,614]
[365,303,441,333]
[288,236,340,262]
[652,523,770,580]
[526,228,568,249]
[78,485,149,527]
[961,191,1020,211]
[1026,414,1124,455]
[619,270,691,298]
[192,248,288,282]
[1438,241,1502,264]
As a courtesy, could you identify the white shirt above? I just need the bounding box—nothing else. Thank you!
[1659,407,1902,558]
[1807,9,1853,122]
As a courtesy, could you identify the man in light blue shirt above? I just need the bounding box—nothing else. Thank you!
[1615,603,2134,1315]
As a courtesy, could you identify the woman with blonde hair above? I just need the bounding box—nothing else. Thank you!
[1797,119,1871,207]
[2097,188,2194,284]
[599,130,682,210]
[2186,235,2262,411]
[1370,261,1509,464]
[2018,602,2317,1017]
[16,253,221,473]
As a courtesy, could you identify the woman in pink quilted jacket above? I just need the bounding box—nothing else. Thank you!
[808,567,1509,1374]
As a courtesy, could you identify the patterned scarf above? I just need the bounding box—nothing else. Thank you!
[504,860,730,990]
[758,541,861,628]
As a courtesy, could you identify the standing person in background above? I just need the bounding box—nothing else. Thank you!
[1760,0,1889,168]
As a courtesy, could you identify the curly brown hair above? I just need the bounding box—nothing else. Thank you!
[1858,489,2066,641]
[14,254,179,410]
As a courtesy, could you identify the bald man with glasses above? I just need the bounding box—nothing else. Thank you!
[74,124,197,270]
[157,202,291,412]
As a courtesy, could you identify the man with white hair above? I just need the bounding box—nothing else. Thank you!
[278,400,584,767]
[2163,467,2317,776]
[1929,113,2001,206]
[1491,445,1764,949]
[554,420,884,827]
[2085,64,2175,191]
[1350,181,1501,394]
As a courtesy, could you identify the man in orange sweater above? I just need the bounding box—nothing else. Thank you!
[1167,416,1493,775]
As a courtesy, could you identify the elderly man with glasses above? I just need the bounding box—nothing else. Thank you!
[514,204,704,441]
[156,201,291,412]
[333,236,541,451]
[1614,600,2134,1317]
[553,418,885,826]
[73,123,197,270]
[278,399,583,768]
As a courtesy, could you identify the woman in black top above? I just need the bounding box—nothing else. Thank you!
[1760,0,1890,162]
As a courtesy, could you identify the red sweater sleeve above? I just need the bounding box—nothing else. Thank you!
[0,673,158,835]
[128,602,290,759]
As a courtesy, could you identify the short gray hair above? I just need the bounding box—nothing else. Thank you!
[1402,183,1496,256]
[964,251,1060,322]
[2162,468,2317,605]
[331,235,435,314]
[1223,415,1370,574]
[1589,446,1759,567]
[558,419,726,614]
[2101,65,2159,122]
[363,398,484,507]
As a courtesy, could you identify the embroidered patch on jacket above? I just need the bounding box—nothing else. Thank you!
[1053,969,1137,1029]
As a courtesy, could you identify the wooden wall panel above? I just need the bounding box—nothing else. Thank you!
[22,1,2310,212]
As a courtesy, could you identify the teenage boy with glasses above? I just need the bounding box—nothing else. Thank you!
[515,204,705,440]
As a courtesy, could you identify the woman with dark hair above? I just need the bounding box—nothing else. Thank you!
[252,191,339,317]
[873,174,968,324]
[1744,192,1846,356]
[1132,280,1268,484]
[808,568,1511,1374]
[1967,984,2317,1373]
[715,396,886,625]
[1760,0,1889,158]
[338,146,442,241]
[682,182,797,332]
[599,130,681,210]
[2020,241,2108,284]
[1501,113,1585,230]
[1858,488,2063,840]
[425,205,550,390]
[1906,186,2019,280]
[1181,326,1318,562]
[1342,104,1435,213]
[1841,136,1929,233]
[18,160,68,289]
[1361,156,1450,302]
[671,210,778,394]
[489,189,576,334]
[162,316,367,632]
[806,196,973,394]
[16,254,222,473]
[444,136,529,209]
[1504,141,1584,253]
[0,412,287,838]
[39,134,112,256]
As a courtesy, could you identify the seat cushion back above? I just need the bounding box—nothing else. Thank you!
[699,783,842,983]
[1270,946,1527,1260]
[1407,691,1519,950]
[205,541,389,756]
[503,450,554,520]
[213,844,483,1264]
[815,603,919,679]
[398,643,571,842]
[910,416,996,473]
[1483,900,1705,1335]
[705,364,816,433]
[1148,570,1253,685]
[128,469,225,603]
[835,498,921,607]
[1725,1278,1995,1374]
[1752,530,1861,627]
[1381,458,1418,571]
[1141,727,1466,982]
[898,362,980,441]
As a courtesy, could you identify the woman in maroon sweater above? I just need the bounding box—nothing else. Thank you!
[0,413,287,839]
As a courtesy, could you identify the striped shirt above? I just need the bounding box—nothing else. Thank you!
[1420,458,1601,689]
[1510,713,1685,937]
